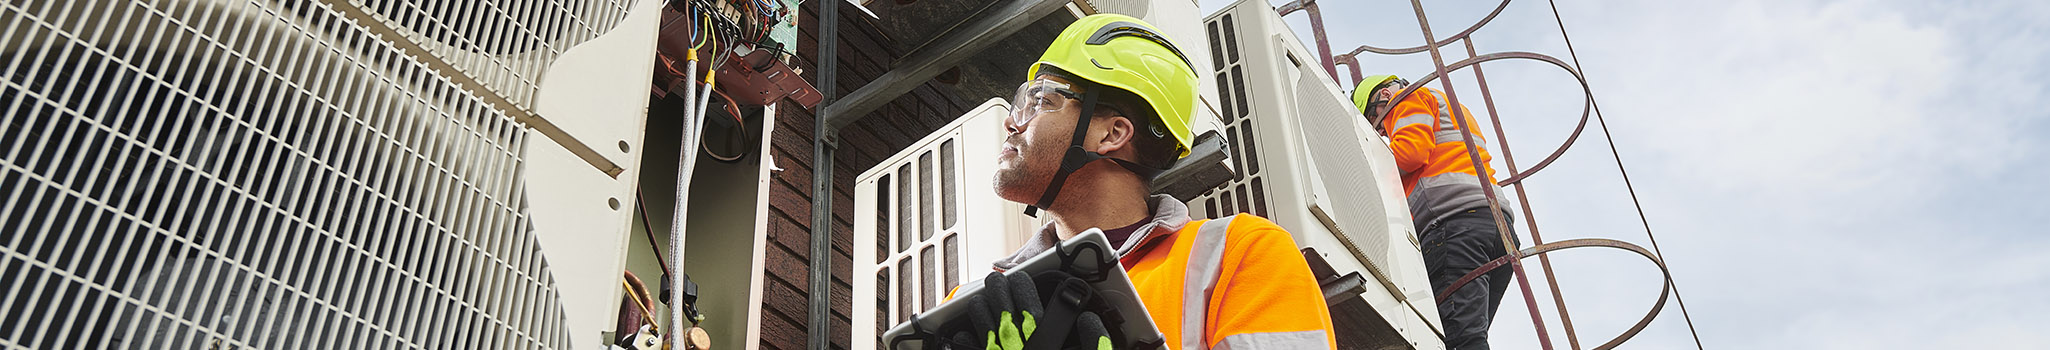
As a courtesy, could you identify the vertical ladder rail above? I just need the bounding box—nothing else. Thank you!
[1402,1,1557,348]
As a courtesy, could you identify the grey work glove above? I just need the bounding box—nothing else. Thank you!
[1074,311,1113,350]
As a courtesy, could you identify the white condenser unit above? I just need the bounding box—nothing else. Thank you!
[851,99,1039,350]
[1195,1,1445,348]
[1,0,662,349]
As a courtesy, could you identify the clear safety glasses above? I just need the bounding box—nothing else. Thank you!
[1006,78,1082,130]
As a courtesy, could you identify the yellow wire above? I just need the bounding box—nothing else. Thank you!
[702,11,719,84]
[622,279,663,329]
[706,35,719,84]
[693,11,711,50]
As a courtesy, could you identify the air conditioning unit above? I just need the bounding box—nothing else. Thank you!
[1197,1,1444,348]
[851,99,1039,350]
[0,0,656,348]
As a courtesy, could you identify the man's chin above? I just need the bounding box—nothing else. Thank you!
[991,175,1038,204]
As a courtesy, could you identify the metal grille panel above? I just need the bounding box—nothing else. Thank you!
[1193,13,1270,220]
[345,0,633,110]
[0,0,626,348]
[859,131,966,345]
[1294,70,1400,288]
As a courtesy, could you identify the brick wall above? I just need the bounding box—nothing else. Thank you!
[755,1,978,349]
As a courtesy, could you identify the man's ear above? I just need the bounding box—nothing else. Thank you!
[1091,115,1135,154]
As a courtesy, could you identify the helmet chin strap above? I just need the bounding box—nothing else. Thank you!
[1025,84,1166,217]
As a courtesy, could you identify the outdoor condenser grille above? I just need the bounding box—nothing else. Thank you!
[0,0,629,348]
[1196,2,1444,346]
[852,99,1035,350]
[1190,12,1274,221]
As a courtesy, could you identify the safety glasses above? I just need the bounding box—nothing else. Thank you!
[1006,78,1083,130]
[1363,78,1410,124]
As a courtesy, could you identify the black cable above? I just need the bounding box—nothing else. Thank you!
[1543,1,1706,348]
[634,190,672,276]
[701,89,750,162]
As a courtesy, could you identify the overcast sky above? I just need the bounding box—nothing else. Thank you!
[1193,0,2050,348]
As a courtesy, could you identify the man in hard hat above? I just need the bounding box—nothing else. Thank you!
[980,14,1336,350]
[1353,75,1519,350]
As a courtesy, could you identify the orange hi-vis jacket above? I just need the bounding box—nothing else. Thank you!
[994,195,1335,349]
[1380,86,1513,229]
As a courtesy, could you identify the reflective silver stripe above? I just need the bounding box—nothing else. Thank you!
[1425,89,1486,148]
[1434,129,1486,149]
[1213,330,1332,350]
[1183,216,1237,350]
[1408,172,1515,230]
[1390,114,1432,129]
[1432,90,1459,131]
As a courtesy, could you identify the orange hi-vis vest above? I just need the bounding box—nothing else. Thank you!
[994,195,1335,349]
[1380,86,1512,229]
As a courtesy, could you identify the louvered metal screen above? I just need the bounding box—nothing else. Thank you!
[873,136,962,326]
[1192,13,1272,220]
[859,133,966,348]
[0,0,629,348]
[1294,68,1404,290]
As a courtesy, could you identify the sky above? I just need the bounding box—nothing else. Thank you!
[1193,0,2050,348]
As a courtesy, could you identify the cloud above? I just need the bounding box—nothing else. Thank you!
[1205,0,2050,348]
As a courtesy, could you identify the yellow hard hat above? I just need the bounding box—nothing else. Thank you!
[1027,14,1199,158]
[1352,74,1401,116]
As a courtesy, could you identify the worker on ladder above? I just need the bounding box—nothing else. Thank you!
[973,13,1336,350]
[1353,75,1520,350]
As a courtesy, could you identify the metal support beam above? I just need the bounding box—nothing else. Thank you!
[808,0,841,349]
[817,0,1070,136]
[1332,48,1367,87]
[1320,273,1369,307]
[1149,131,1233,201]
[1406,0,1554,348]
[1276,0,1337,82]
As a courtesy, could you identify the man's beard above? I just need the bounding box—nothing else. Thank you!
[993,138,1053,204]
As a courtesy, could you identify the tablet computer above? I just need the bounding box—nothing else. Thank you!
[880,229,1167,349]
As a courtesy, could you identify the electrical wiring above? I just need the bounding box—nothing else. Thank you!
[694,10,711,51]
[669,4,706,346]
[634,191,672,276]
[621,278,663,328]
[669,0,774,163]
[702,89,750,162]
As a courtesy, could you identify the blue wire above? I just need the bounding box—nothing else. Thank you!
[688,5,701,45]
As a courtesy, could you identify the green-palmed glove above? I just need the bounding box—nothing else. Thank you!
[970,271,1043,350]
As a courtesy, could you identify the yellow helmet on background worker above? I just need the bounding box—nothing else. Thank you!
[1027,14,1199,158]
[1352,74,1402,118]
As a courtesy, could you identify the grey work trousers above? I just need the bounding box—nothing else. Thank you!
[1422,209,1518,350]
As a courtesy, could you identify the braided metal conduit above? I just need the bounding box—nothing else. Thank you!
[1289,0,1709,348]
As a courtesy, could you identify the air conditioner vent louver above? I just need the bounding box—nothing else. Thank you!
[853,100,1025,350]
[1193,13,1271,220]
[1296,72,1399,291]
[865,133,967,347]
[357,0,583,55]
[0,1,583,348]
[336,0,634,111]
[1221,15,1241,65]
